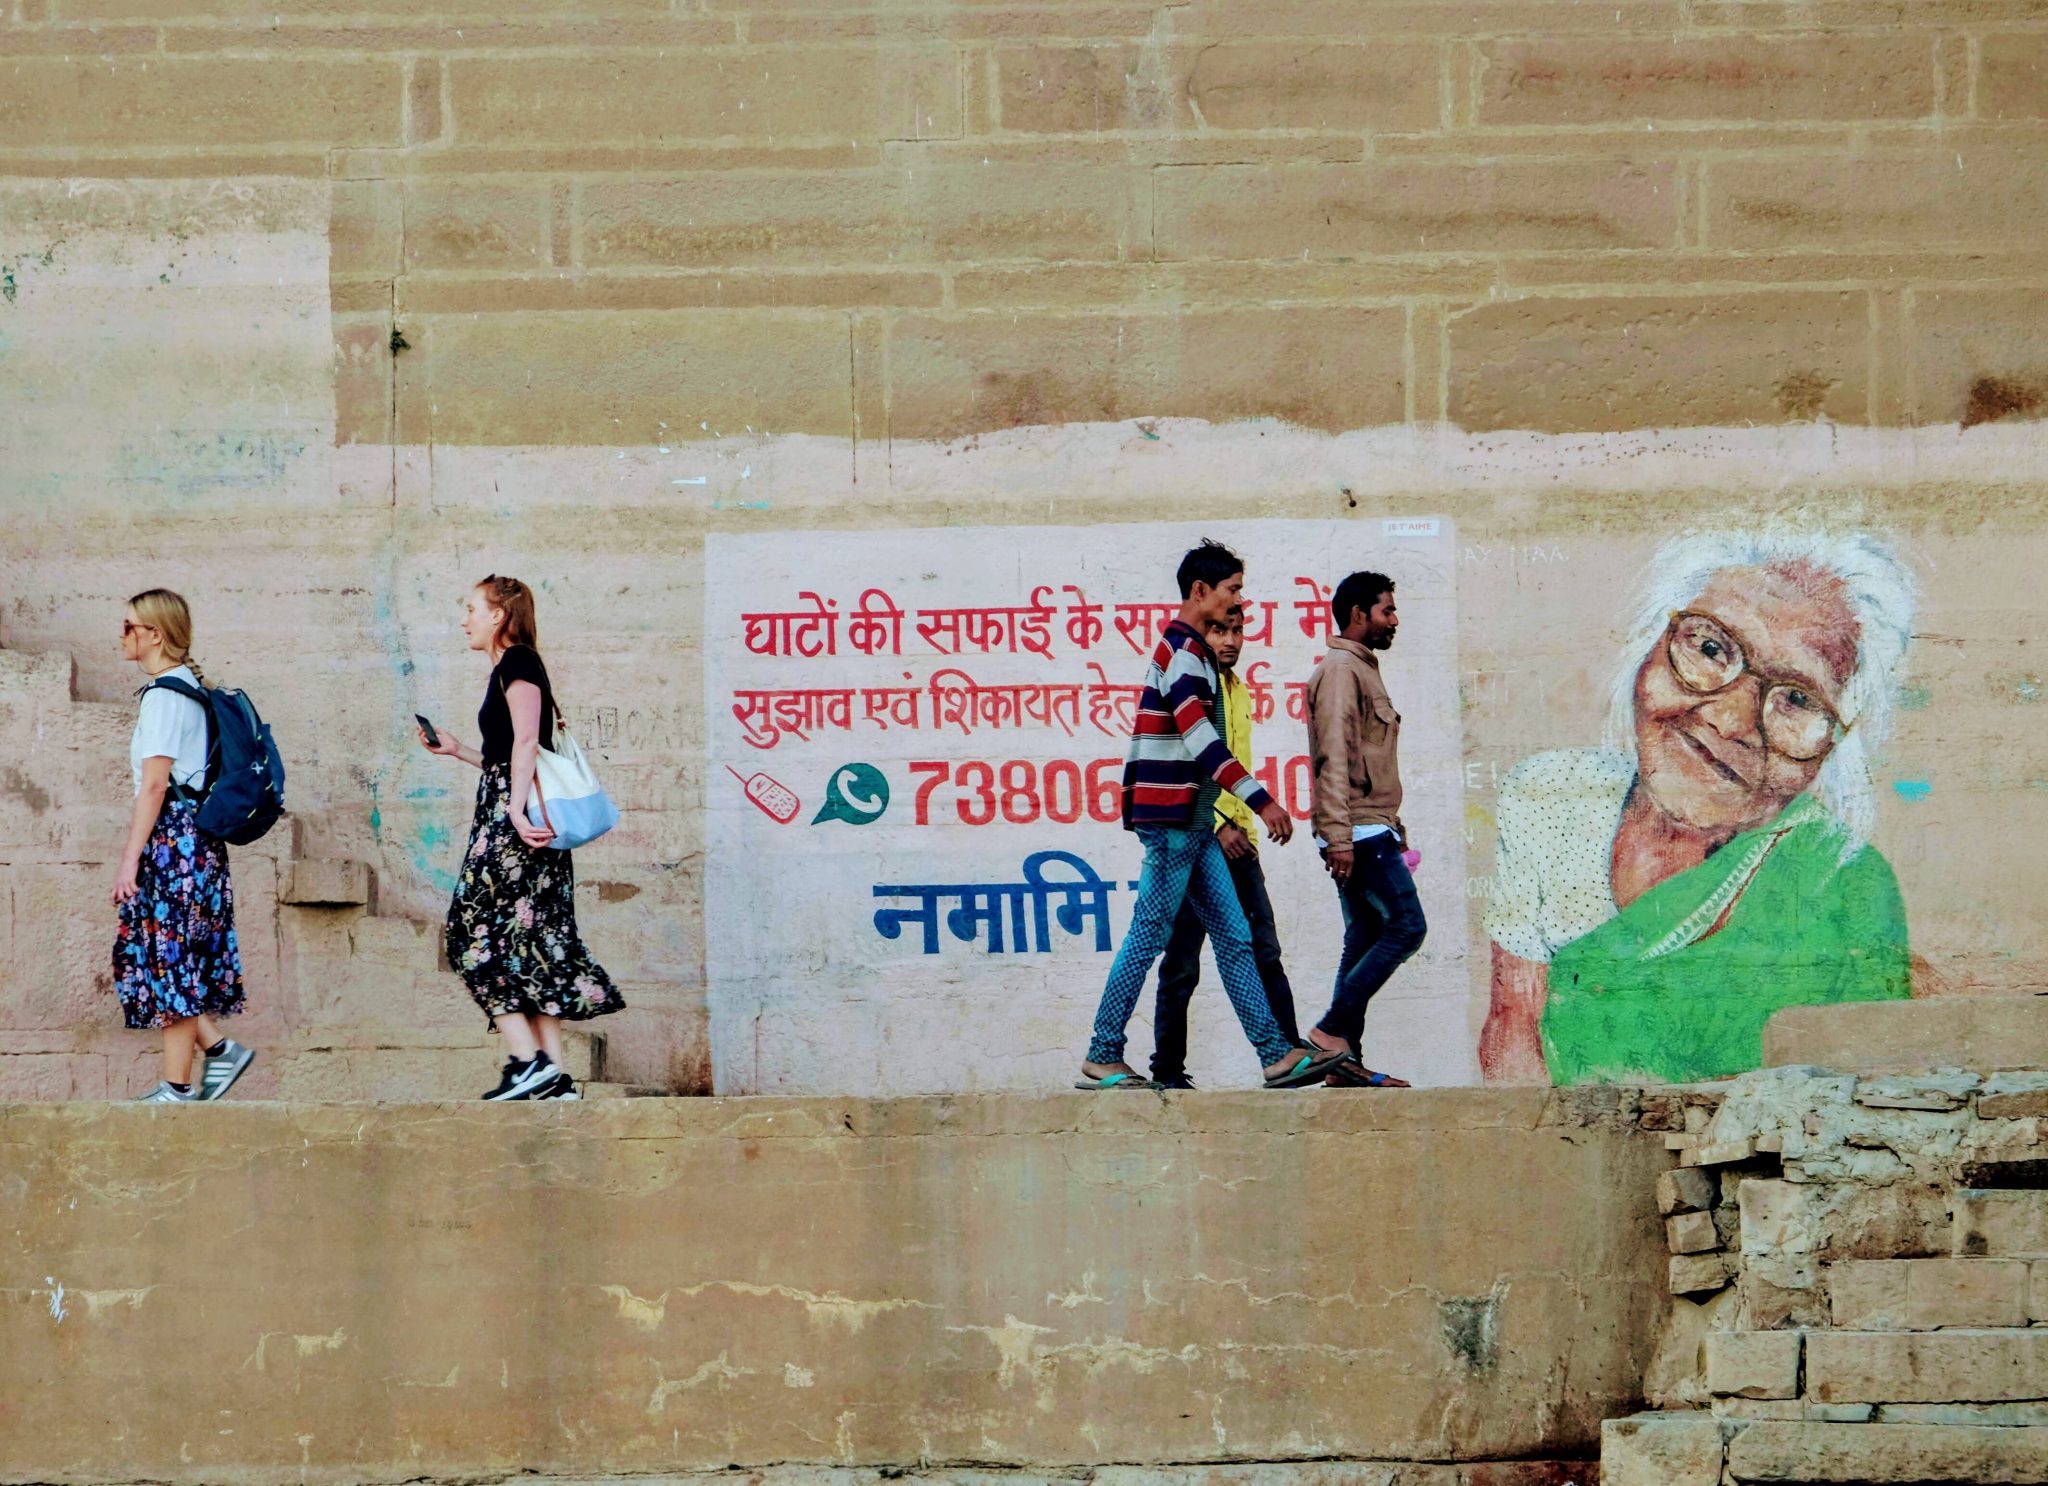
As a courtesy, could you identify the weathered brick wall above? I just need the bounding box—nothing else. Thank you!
[3,1,2046,1095]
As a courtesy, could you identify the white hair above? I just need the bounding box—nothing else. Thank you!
[1603,525,1917,853]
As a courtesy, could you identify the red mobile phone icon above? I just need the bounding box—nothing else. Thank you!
[727,766,800,824]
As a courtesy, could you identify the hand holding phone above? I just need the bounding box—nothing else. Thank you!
[415,713,440,747]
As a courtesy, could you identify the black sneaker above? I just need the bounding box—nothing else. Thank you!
[534,1070,579,1101]
[482,1052,561,1102]
[1152,1074,1196,1090]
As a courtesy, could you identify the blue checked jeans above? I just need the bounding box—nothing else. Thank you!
[1088,826,1294,1068]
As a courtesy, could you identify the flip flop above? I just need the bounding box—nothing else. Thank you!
[1075,1070,1159,1090]
[1325,1055,1411,1089]
[1262,1047,1348,1089]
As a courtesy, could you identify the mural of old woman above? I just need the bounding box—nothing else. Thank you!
[1480,528,1917,1086]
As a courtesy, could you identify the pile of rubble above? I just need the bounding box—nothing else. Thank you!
[1605,1064,2048,1484]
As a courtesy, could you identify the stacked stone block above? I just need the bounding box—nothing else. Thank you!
[1607,1060,2048,1484]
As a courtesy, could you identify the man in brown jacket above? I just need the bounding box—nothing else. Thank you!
[1301,570,1424,1087]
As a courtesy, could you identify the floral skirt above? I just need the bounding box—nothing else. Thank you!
[444,763,623,1026]
[112,795,245,1030]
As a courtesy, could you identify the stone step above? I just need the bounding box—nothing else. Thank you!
[348,913,443,968]
[1830,1257,2037,1330]
[578,1081,669,1099]
[1808,1328,2048,1405]
[1724,1420,2048,1483]
[0,647,75,706]
[280,858,371,907]
[1766,995,2048,1075]
[1956,1189,2048,1259]
[265,1027,606,1102]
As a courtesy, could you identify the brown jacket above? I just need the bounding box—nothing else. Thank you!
[1305,636,1404,847]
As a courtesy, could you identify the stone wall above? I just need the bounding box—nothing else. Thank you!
[0,1088,1662,1483]
[4,1,2048,1094]
[1604,1034,2048,1483]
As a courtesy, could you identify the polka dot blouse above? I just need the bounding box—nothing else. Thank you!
[1485,747,1636,963]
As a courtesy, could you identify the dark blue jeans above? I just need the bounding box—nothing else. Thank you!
[1318,831,1427,1049]
[1149,849,1300,1082]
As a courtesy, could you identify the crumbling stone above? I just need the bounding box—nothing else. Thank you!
[1980,1073,2048,1121]
[1668,1210,1720,1254]
[1659,1167,1718,1216]
[1671,1252,1739,1295]
[1854,1071,1980,1112]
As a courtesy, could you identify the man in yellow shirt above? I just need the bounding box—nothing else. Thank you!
[1148,607,1303,1087]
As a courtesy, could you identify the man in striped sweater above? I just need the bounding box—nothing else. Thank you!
[1078,541,1346,1092]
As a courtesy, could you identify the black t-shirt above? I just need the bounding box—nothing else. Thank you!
[477,645,556,765]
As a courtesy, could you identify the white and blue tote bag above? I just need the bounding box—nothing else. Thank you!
[527,720,618,851]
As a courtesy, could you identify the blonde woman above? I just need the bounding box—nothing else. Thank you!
[113,590,253,1103]
[417,574,621,1101]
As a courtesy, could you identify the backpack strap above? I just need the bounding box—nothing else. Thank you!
[140,675,217,801]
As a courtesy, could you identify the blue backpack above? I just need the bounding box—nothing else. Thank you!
[145,676,286,845]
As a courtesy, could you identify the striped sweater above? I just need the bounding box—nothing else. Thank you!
[1120,620,1275,830]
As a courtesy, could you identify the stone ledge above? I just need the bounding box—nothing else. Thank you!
[0,1093,1664,1483]
[1766,997,2048,1076]
[1726,1420,2048,1483]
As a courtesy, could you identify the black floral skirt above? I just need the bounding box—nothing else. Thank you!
[112,795,245,1030]
[444,764,623,1026]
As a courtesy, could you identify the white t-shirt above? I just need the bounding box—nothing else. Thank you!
[130,666,210,795]
[1483,747,1634,963]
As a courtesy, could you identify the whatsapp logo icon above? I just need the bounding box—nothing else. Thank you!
[812,762,890,826]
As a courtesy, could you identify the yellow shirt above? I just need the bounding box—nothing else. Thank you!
[1214,667,1259,843]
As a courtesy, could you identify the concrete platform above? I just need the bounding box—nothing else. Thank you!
[0,1088,1663,1486]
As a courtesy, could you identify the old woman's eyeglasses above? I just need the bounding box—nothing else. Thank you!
[1666,610,1849,762]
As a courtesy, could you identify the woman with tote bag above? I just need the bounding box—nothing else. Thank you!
[417,574,622,1101]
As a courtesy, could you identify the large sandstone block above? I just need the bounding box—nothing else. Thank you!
[1766,997,2048,1074]
[282,859,371,907]
[0,56,405,148]
[1600,1411,1726,1486]
[886,307,1407,439]
[1908,287,2048,431]
[1154,159,1680,259]
[446,49,961,146]
[1668,1211,1720,1254]
[994,41,1440,133]
[1983,33,2048,121]
[59,0,666,16]
[1725,1420,2048,1482]
[418,311,855,445]
[1706,149,2048,251]
[1808,1329,2048,1404]
[399,181,553,272]
[1908,1258,2032,1329]
[1830,1260,1909,1329]
[1956,1190,2048,1259]
[1477,36,1936,125]
[5,863,118,1029]
[1448,292,1868,433]
[582,163,1128,268]
[1834,1258,2033,1330]
[1705,1330,1803,1400]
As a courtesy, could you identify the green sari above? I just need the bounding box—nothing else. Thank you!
[1540,794,1910,1085]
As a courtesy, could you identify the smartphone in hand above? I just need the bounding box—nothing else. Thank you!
[415,713,440,747]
